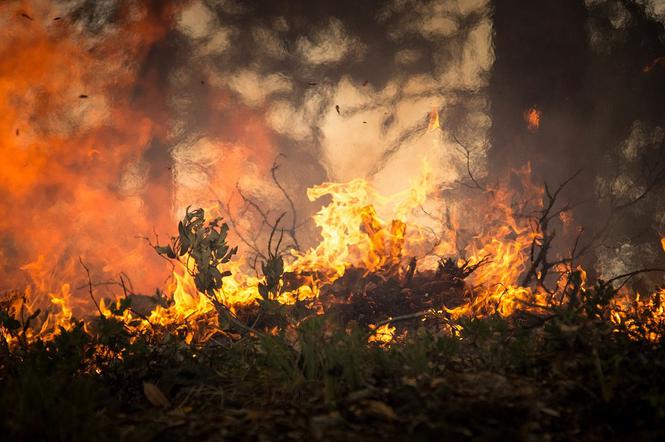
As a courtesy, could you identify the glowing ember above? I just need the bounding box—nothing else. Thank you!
[524,106,541,132]
[643,56,665,73]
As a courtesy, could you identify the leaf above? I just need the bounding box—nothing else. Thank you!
[155,245,176,259]
[258,283,269,300]
[24,309,41,330]
[177,222,190,255]
[143,382,170,408]
[27,308,41,322]
[2,316,21,331]
[363,400,398,420]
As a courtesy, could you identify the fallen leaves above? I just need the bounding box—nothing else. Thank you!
[143,382,170,408]
[362,400,398,421]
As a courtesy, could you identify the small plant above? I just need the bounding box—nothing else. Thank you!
[155,207,247,332]
[258,214,286,303]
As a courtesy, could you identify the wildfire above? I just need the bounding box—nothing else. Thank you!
[0,6,663,345]
[3,151,665,348]
[524,106,541,132]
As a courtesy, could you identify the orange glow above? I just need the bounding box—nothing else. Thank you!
[643,56,665,73]
[2,8,664,348]
[0,1,183,303]
[524,107,541,132]
[369,323,396,345]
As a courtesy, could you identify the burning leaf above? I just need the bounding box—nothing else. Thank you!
[20,13,33,21]
[335,104,340,115]
[53,17,61,21]
[79,94,88,99]
[661,236,665,253]
[15,128,19,136]
[143,382,170,408]
[362,80,368,86]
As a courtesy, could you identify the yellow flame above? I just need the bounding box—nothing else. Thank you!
[8,160,665,346]
[369,323,396,345]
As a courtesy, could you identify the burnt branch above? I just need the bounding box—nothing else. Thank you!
[450,132,488,192]
[271,156,301,251]
[79,257,103,316]
[520,170,582,289]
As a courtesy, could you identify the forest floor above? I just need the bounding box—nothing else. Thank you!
[2,266,665,442]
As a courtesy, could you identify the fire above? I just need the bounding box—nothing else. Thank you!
[369,323,396,345]
[524,107,541,132]
[0,1,181,300]
[289,164,433,282]
[4,150,665,348]
[4,148,665,347]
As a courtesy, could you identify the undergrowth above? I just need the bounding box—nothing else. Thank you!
[2,291,665,441]
[2,209,665,441]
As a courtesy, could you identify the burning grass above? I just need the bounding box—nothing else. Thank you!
[2,167,665,440]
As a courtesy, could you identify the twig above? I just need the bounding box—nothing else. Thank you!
[450,132,488,192]
[605,268,665,290]
[271,156,301,250]
[79,257,103,316]
[372,309,435,330]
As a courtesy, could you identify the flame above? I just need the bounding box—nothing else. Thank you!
[524,107,541,132]
[289,160,433,283]
[0,1,182,301]
[5,151,665,348]
[369,323,396,345]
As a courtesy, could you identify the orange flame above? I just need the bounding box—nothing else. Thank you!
[524,107,541,132]
[369,323,396,346]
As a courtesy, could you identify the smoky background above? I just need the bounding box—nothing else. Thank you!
[1,0,664,299]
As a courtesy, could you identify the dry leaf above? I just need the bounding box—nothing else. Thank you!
[143,382,170,408]
[363,400,398,420]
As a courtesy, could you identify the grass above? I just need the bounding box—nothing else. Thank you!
[2,292,665,441]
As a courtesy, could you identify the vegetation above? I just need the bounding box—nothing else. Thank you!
[2,210,665,441]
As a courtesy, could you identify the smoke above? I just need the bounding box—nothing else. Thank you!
[7,0,663,304]
[0,0,497,302]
